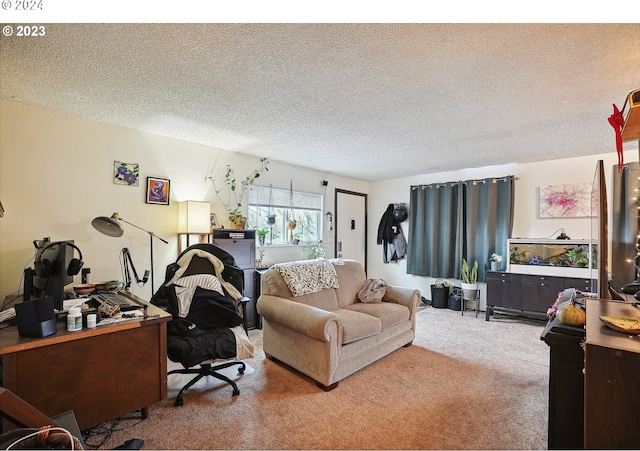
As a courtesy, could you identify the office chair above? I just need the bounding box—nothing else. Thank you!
[151,244,254,406]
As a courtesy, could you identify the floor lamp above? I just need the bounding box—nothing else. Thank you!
[91,212,168,295]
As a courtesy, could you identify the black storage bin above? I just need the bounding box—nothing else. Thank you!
[431,284,449,309]
[448,292,461,311]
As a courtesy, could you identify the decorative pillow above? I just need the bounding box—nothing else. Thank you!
[358,278,388,303]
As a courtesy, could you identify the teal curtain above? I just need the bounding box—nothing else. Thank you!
[463,177,515,282]
[407,182,463,278]
[408,176,514,281]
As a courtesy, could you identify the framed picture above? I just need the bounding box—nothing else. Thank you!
[539,182,595,218]
[146,177,170,205]
[114,161,139,186]
[210,213,219,231]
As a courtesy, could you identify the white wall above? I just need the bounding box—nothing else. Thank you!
[368,148,639,310]
[0,101,366,301]
[2,99,637,310]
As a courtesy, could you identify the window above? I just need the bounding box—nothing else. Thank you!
[248,185,323,245]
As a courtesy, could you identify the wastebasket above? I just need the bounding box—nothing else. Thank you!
[431,282,449,309]
[448,287,462,311]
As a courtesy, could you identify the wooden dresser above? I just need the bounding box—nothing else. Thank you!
[584,298,640,449]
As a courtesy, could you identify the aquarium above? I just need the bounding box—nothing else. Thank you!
[507,238,598,278]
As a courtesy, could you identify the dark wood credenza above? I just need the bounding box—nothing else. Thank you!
[486,271,592,321]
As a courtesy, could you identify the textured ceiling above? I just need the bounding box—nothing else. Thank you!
[1,23,639,181]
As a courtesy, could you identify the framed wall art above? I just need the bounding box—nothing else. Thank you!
[146,177,170,205]
[114,161,139,186]
[539,182,596,218]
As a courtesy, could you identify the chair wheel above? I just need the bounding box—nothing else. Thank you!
[174,397,184,407]
[232,388,240,396]
[238,367,245,375]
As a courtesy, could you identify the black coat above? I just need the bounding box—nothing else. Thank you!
[153,285,243,368]
[377,203,405,263]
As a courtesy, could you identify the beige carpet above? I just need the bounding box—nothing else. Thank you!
[86,307,550,450]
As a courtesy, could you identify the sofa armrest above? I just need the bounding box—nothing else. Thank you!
[383,285,421,312]
[257,295,341,343]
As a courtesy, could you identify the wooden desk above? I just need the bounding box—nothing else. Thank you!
[584,298,640,449]
[0,292,170,431]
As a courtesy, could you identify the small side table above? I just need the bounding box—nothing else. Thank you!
[461,288,479,318]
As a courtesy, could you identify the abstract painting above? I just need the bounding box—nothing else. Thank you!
[539,183,596,218]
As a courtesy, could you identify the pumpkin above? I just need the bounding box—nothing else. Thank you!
[557,302,586,326]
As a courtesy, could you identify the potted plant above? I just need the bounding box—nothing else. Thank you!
[490,253,503,271]
[207,158,269,228]
[287,218,297,229]
[266,213,276,225]
[257,228,269,246]
[305,241,326,259]
[461,258,479,301]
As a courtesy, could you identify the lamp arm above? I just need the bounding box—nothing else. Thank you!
[150,231,169,244]
[121,248,150,290]
[118,218,168,244]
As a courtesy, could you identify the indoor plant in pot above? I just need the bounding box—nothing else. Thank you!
[490,253,503,271]
[207,158,269,229]
[461,258,479,301]
[257,228,269,246]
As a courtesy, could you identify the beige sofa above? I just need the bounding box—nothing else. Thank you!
[256,259,421,390]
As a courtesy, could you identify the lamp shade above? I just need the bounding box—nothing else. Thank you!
[92,213,124,237]
[178,201,211,234]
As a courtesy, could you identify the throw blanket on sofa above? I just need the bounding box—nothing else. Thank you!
[273,259,339,296]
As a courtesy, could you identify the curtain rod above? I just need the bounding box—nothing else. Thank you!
[411,175,519,189]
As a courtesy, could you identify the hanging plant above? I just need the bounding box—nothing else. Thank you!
[266,183,276,224]
[287,179,296,243]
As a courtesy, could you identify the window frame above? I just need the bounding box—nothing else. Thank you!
[248,185,324,246]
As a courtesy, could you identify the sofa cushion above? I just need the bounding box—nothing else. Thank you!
[344,301,410,331]
[331,308,382,344]
[333,260,367,308]
[261,267,339,310]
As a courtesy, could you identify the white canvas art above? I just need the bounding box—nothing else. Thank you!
[539,183,596,218]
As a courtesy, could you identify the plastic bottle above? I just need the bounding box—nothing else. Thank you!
[81,267,91,284]
[67,307,82,332]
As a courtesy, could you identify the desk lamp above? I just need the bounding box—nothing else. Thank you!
[91,212,168,295]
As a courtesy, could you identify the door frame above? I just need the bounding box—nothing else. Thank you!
[334,188,368,272]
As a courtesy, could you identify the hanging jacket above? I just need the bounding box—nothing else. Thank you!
[393,226,408,262]
[377,204,407,263]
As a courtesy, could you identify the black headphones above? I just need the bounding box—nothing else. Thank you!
[34,241,84,277]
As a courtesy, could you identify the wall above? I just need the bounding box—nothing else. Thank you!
[2,99,636,310]
[368,148,639,310]
[0,100,367,302]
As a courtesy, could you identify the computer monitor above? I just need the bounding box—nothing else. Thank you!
[28,240,77,310]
